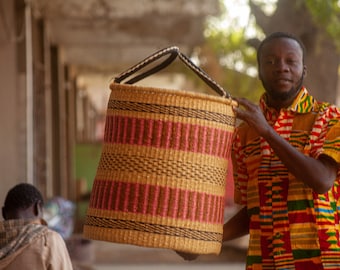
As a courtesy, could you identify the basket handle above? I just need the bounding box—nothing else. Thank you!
[114,46,230,98]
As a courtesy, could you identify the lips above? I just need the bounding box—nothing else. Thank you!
[276,78,292,83]
[274,78,293,87]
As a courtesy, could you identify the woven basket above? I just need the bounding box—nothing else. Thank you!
[83,47,237,255]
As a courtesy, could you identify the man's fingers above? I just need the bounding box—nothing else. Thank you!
[234,97,254,110]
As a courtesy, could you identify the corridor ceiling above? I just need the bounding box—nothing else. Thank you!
[33,0,220,73]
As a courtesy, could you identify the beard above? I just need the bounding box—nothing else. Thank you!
[262,73,304,102]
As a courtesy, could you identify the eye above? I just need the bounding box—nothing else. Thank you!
[266,59,275,65]
[287,59,297,64]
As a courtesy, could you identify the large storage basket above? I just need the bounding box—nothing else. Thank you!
[83,47,237,255]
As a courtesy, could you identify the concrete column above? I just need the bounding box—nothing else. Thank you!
[0,0,25,209]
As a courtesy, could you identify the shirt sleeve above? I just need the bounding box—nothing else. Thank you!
[322,120,340,163]
[311,106,340,164]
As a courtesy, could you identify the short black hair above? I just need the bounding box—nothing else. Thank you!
[3,183,44,213]
[257,32,306,65]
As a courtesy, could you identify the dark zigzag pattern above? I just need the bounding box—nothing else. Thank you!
[108,100,235,126]
[85,215,222,242]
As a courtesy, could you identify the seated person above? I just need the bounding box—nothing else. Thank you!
[0,183,73,269]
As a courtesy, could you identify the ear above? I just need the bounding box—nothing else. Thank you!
[33,201,43,217]
[258,64,264,82]
[2,207,6,220]
[258,72,263,81]
[303,65,307,78]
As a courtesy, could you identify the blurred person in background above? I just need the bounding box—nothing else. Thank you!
[0,183,73,270]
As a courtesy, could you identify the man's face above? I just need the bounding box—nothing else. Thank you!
[258,37,306,103]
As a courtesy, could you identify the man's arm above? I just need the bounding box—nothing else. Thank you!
[223,206,249,242]
[233,97,338,194]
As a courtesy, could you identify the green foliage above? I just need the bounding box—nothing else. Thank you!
[201,1,263,102]
[206,29,257,68]
[305,0,340,50]
[221,68,263,102]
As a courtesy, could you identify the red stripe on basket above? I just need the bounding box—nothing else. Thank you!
[116,116,122,143]
[192,124,199,152]
[142,184,149,214]
[89,179,225,224]
[161,186,171,216]
[107,181,114,210]
[173,122,181,150]
[89,181,97,206]
[205,194,212,222]
[164,121,172,149]
[200,125,207,157]
[155,120,163,148]
[104,115,233,158]
[137,119,145,145]
[219,131,227,157]
[198,193,205,222]
[169,187,179,218]
[190,191,198,220]
[215,129,221,156]
[180,189,189,219]
[131,181,139,212]
[208,128,215,155]
[114,181,122,210]
[181,122,189,151]
[129,118,136,144]
[146,119,154,146]
[152,185,160,216]
[122,117,128,144]
[101,180,109,209]
[123,182,130,211]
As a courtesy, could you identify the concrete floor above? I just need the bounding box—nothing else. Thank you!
[69,237,248,270]
[94,264,245,270]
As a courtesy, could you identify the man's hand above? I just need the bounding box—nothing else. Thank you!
[233,97,271,138]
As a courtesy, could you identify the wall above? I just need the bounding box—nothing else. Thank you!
[0,0,24,209]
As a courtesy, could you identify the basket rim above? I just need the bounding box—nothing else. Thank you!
[109,82,237,106]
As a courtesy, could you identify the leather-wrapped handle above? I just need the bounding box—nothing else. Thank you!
[114,46,230,98]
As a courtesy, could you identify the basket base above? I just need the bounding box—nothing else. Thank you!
[83,225,222,255]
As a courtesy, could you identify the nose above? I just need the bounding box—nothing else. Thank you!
[275,59,289,72]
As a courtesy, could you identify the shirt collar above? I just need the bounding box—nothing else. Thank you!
[260,87,318,116]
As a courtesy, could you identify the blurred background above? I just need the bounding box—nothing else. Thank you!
[0,0,339,269]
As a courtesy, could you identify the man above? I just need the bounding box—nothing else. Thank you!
[0,183,73,269]
[223,32,340,269]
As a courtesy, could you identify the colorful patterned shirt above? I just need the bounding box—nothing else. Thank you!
[233,87,340,270]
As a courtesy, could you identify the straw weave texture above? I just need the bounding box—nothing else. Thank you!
[83,83,236,255]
